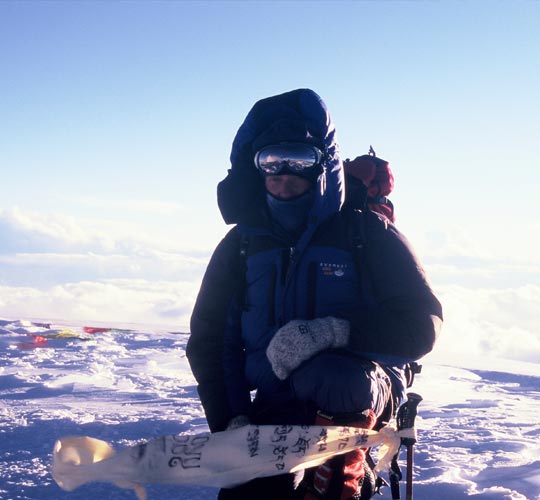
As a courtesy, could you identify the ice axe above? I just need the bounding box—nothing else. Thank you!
[389,392,423,499]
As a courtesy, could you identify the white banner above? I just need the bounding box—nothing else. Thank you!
[52,423,415,500]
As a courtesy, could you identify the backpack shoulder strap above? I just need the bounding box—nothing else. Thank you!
[239,233,250,259]
[235,233,251,310]
[345,207,389,255]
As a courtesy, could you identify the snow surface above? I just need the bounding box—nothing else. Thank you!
[1,318,539,500]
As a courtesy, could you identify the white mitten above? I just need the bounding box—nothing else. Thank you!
[266,317,350,380]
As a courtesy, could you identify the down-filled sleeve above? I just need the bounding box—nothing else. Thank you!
[347,213,443,364]
[187,227,243,432]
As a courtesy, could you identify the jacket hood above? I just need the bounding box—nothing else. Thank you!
[217,89,344,228]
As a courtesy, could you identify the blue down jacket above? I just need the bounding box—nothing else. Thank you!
[187,89,443,431]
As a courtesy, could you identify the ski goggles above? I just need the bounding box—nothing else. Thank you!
[254,143,323,175]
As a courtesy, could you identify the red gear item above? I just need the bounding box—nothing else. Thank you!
[304,409,377,500]
[343,156,376,188]
[340,410,376,500]
[369,161,394,199]
[344,155,394,198]
[341,452,366,500]
[344,155,395,223]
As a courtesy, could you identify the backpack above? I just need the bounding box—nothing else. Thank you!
[344,146,395,223]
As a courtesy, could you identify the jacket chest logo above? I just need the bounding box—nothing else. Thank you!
[319,262,347,277]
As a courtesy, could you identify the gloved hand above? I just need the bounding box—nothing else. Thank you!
[266,317,350,380]
[226,414,250,430]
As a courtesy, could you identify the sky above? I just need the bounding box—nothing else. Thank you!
[0,1,539,365]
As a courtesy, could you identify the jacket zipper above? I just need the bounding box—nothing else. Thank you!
[279,247,297,326]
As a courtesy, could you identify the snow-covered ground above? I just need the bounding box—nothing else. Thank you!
[1,318,539,500]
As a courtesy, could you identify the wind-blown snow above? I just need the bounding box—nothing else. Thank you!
[1,319,539,499]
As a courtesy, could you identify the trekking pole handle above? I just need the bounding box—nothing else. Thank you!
[397,392,423,500]
[397,392,423,443]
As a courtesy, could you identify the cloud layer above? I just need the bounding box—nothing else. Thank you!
[1,207,538,363]
[0,279,197,331]
[0,207,208,329]
[428,283,540,365]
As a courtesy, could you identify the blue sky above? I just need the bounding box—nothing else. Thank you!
[0,1,539,361]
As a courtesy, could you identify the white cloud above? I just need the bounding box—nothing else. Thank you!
[402,220,540,264]
[0,206,214,287]
[0,207,118,254]
[425,260,540,289]
[0,251,208,287]
[0,207,215,330]
[427,284,540,365]
[0,206,219,254]
[3,280,538,364]
[0,205,228,258]
[0,207,212,329]
[0,279,199,331]
[75,196,186,215]
[397,221,540,289]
